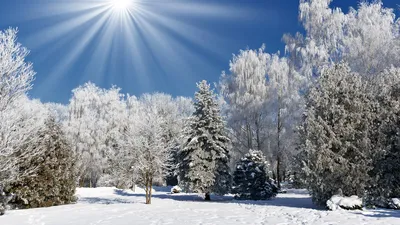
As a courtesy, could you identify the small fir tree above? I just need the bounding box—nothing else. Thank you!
[232,150,276,200]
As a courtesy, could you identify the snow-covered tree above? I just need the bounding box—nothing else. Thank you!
[138,93,193,186]
[0,28,35,112]
[0,97,49,214]
[232,150,276,200]
[0,28,37,215]
[219,46,270,159]
[7,116,76,209]
[284,0,400,81]
[45,103,68,123]
[66,83,126,187]
[111,93,192,190]
[299,63,374,205]
[267,54,303,188]
[366,68,400,204]
[219,46,303,187]
[0,28,36,180]
[129,105,171,204]
[179,80,231,201]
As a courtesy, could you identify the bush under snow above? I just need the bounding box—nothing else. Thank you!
[367,196,400,210]
[392,199,400,209]
[170,186,182,194]
[327,195,363,211]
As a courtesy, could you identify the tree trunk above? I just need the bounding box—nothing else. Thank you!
[205,193,211,201]
[145,173,149,204]
[145,173,152,204]
[255,114,261,151]
[132,175,136,192]
[277,155,281,189]
[246,122,253,150]
[277,95,282,189]
[148,178,153,204]
[145,185,148,203]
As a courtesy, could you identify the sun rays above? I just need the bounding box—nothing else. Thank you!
[17,0,250,95]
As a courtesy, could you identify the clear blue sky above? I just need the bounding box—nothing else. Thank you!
[0,0,399,104]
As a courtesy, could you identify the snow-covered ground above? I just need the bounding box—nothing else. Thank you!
[1,187,399,225]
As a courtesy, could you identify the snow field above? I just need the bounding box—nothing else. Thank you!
[1,187,400,225]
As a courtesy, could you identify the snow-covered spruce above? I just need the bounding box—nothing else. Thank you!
[232,150,276,200]
[6,117,77,209]
[178,80,232,201]
[326,195,363,211]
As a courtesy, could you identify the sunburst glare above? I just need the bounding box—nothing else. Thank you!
[17,0,251,94]
[110,0,133,12]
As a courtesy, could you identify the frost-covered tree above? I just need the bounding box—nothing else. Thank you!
[0,97,48,215]
[129,105,171,204]
[111,94,192,190]
[7,116,76,209]
[299,63,374,205]
[219,47,303,187]
[139,93,193,186]
[267,54,303,188]
[0,28,35,112]
[232,150,276,200]
[219,46,270,159]
[0,28,36,180]
[66,83,126,187]
[284,0,400,81]
[45,103,68,123]
[0,28,37,215]
[179,80,231,201]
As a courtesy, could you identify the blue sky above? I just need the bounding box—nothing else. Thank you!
[0,0,399,104]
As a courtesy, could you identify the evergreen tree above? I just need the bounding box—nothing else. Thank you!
[367,68,400,205]
[178,80,231,200]
[299,63,374,206]
[232,150,276,200]
[7,117,77,209]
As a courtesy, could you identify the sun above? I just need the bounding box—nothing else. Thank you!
[110,0,131,11]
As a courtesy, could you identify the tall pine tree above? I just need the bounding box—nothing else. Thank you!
[178,80,231,200]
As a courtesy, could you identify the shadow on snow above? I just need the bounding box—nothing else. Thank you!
[79,197,135,205]
[79,189,400,218]
[352,209,400,219]
[113,188,322,210]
